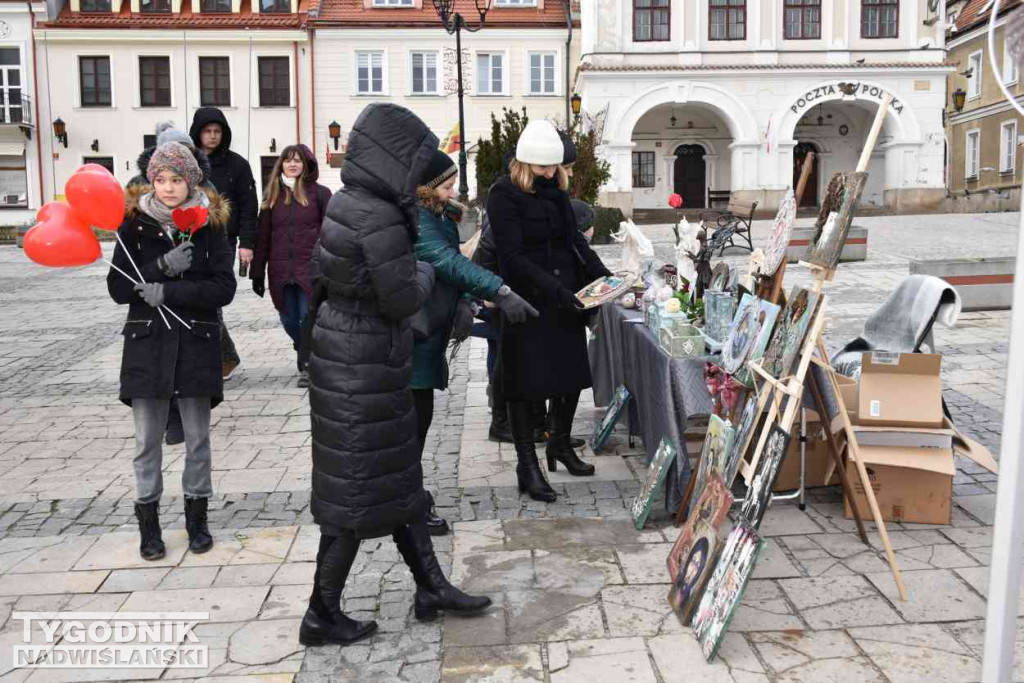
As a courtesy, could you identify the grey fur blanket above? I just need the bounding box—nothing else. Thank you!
[831,274,961,379]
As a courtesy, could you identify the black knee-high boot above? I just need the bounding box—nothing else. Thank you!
[508,400,557,502]
[546,393,595,476]
[393,517,492,621]
[299,532,378,646]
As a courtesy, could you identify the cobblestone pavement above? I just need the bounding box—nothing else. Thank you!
[0,212,1016,682]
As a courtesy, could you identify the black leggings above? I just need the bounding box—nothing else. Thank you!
[412,388,434,457]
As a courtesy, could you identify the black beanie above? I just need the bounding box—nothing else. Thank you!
[560,131,577,165]
[421,149,458,189]
[570,199,594,231]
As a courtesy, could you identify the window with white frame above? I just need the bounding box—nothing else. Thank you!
[356,51,385,95]
[1000,120,1017,174]
[965,130,980,179]
[495,0,537,5]
[528,52,556,95]
[968,51,983,99]
[410,52,438,94]
[476,53,504,95]
[372,0,413,5]
[1004,40,1019,85]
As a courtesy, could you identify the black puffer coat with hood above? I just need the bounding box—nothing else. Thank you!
[189,107,259,248]
[308,103,437,538]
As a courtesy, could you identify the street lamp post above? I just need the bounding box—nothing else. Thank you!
[433,0,492,204]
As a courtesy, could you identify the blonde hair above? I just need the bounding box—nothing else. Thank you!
[509,160,568,194]
[261,145,309,210]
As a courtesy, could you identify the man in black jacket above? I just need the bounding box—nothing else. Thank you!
[189,107,259,379]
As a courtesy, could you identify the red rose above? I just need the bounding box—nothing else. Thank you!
[668,194,683,209]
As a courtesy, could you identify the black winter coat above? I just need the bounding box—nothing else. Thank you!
[487,176,611,400]
[107,185,236,407]
[308,103,437,538]
[189,107,258,248]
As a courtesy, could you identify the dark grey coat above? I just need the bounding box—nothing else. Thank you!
[308,103,437,538]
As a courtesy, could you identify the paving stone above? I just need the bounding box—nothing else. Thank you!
[505,589,605,643]
[227,618,304,665]
[849,623,981,683]
[778,575,904,629]
[450,550,533,593]
[0,569,108,596]
[157,566,219,590]
[260,584,312,620]
[441,644,544,683]
[751,539,802,579]
[648,632,767,682]
[214,563,280,587]
[73,530,189,569]
[866,569,988,623]
[550,637,656,683]
[729,580,806,632]
[750,630,860,673]
[957,494,997,525]
[120,585,269,623]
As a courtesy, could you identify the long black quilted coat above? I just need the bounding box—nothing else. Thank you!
[307,103,437,538]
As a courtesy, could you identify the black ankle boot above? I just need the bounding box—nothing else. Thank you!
[300,532,378,647]
[394,519,492,621]
[184,496,213,553]
[488,411,514,443]
[545,395,595,477]
[509,401,557,502]
[134,502,166,561]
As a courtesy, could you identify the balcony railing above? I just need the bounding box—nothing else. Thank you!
[0,91,32,127]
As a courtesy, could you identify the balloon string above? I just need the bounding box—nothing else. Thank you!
[103,259,192,330]
[112,233,171,330]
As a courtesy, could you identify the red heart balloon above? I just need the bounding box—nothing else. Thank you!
[23,202,101,267]
[65,164,125,231]
[172,206,209,235]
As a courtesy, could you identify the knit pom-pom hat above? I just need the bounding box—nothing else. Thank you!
[515,120,564,166]
[155,121,194,149]
[147,141,203,191]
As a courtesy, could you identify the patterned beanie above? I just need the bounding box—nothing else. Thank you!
[421,149,458,189]
[147,141,202,191]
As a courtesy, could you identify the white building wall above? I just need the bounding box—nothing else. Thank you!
[313,27,578,197]
[34,29,310,203]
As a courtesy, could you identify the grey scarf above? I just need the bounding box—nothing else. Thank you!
[138,190,211,238]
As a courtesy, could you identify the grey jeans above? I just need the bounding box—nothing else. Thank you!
[132,397,214,504]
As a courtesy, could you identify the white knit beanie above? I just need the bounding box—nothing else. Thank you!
[515,120,564,166]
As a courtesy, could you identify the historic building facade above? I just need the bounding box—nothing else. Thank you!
[577,0,952,215]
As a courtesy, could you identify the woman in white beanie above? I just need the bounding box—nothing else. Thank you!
[486,120,612,502]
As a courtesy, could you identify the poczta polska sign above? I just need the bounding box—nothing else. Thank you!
[790,82,905,115]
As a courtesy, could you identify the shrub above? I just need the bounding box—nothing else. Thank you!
[592,206,625,245]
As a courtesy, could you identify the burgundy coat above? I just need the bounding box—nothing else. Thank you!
[252,149,332,316]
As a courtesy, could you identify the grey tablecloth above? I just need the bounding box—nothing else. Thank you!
[589,304,715,510]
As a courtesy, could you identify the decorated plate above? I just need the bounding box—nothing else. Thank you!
[577,271,637,310]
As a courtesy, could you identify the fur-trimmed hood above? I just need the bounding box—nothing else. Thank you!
[124,182,231,230]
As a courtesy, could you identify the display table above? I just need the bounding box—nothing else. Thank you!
[589,304,715,510]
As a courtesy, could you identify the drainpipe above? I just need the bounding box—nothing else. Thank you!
[563,0,572,129]
[309,27,315,158]
[293,40,300,145]
[28,2,44,205]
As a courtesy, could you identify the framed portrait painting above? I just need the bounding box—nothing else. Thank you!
[667,519,720,626]
[740,425,791,528]
[722,390,769,488]
[760,286,821,380]
[631,437,678,530]
[591,385,631,453]
[688,415,735,518]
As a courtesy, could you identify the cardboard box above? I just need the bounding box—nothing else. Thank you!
[853,425,955,450]
[773,420,833,491]
[857,352,944,429]
[843,445,954,525]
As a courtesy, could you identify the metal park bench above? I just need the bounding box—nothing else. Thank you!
[700,199,758,255]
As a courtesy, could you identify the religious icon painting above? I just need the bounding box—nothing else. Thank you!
[803,171,869,272]
[630,437,678,530]
[733,297,781,388]
[591,385,631,453]
[760,286,821,379]
[667,519,721,626]
[692,522,764,661]
[720,295,759,375]
[740,425,791,528]
[762,188,796,276]
[722,390,769,488]
[688,415,736,518]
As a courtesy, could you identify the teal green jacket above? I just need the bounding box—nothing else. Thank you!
[412,204,503,390]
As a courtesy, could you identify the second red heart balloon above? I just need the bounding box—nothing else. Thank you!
[23,202,101,268]
[65,164,125,231]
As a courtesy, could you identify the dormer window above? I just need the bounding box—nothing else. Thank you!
[260,0,291,12]
[372,0,414,6]
[140,0,171,12]
[495,0,537,6]
[201,0,232,12]
[80,0,112,12]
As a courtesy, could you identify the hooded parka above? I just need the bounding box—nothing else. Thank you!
[251,144,332,316]
[106,184,236,407]
[308,103,437,539]
[189,107,259,248]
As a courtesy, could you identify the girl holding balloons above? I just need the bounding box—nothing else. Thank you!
[106,142,236,561]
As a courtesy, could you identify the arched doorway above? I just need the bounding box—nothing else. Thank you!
[793,142,819,207]
[674,144,706,209]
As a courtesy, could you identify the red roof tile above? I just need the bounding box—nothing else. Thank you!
[956,0,1021,32]
[312,0,574,27]
[46,0,305,29]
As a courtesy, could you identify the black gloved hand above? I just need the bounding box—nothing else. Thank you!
[251,277,265,298]
[134,282,165,308]
[494,285,539,324]
[554,286,585,311]
[452,300,474,342]
[157,242,195,277]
